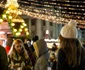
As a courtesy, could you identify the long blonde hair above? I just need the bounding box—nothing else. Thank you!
[8,39,28,59]
[59,35,82,67]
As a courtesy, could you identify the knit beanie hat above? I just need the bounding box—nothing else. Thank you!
[60,20,78,38]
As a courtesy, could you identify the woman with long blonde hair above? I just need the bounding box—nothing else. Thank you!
[8,39,32,70]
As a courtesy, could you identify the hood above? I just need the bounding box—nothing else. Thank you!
[33,39,49,58]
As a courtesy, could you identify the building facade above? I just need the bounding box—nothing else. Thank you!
[24,18,84,41]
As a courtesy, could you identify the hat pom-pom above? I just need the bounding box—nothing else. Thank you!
[68,20,77,27]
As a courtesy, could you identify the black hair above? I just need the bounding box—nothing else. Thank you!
[32,36,39,42]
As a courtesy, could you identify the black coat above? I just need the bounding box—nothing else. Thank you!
[57,47,85,70]
[24,43,36,66]
[0,45,10,70]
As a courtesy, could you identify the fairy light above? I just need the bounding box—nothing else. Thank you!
[8,16,12,19]
[12,19,24,22]
[16,32,21,36]
[20,25,24,28]
[25,28,28,31]
[1,0,85,29]
[20,9,66,24]
[5,0,19,8]
[14,29,17,32]
[6,10,10,14]
[19,6,85,28]
[26,32,29,35]
[16,0,85,29]
[0,19,3,22]
[19,29,22,32]
[23,22,27,26]
[2,14,7,18]
[11,23,15,26]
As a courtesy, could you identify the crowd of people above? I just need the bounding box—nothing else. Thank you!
[1,35,50,70]
[0,20,85,70]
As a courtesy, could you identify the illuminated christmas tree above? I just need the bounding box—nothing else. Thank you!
[0,0,29,37]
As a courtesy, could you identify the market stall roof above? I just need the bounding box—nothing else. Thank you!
[0,22,11,33]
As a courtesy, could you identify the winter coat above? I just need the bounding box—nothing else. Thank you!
[24,43,36,66]
[57,47,85,70]
[8,51,32,70]
[33,39,49,70]
[0,45,10,70]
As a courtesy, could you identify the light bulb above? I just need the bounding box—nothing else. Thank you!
[26,32,29,35]
[23,22,27,26]
[11,23,15,26]
[8,16,12,19]
[19,29,22,32]
[21,25,24,28]
[2,14,7,18]
[25,28,28,31]
[16,32,21,36]
[0,19,3,22]
[14,29,17,32]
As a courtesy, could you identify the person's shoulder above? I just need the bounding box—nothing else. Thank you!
[0,45,5,50]
[58,49,66,57]
[81,46,85,52]
[0,45,6,55]
[81,47,85,59]
[58,48,64,53]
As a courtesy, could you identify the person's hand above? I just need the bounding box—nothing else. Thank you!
[13,64,20,69]
[9,64,12,69]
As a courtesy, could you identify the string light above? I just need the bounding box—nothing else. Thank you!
[1,0,85,29]
[26,32,29,35]
[0,19,3,23]
[16,32,21,36]
[2,14,7,18]
[20,7,85,28]
[19,29,22,32]
[11,23,15,26]
[25,28,28,31]
[8,16,12,19]
[18,0,85,29]
[14,29,17,32]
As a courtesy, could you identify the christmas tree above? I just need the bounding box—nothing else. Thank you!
[0,0,29,37]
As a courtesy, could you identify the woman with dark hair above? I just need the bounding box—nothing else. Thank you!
[57,20,85,70]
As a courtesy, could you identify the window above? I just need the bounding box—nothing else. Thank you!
[50,31,53,38]
[42,20,46,26]
[31,19,36,25]
[82,31,84,34]
[50,22,53,26]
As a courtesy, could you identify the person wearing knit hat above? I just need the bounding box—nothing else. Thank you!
[57,20,85,70]
[60,20,78,38]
